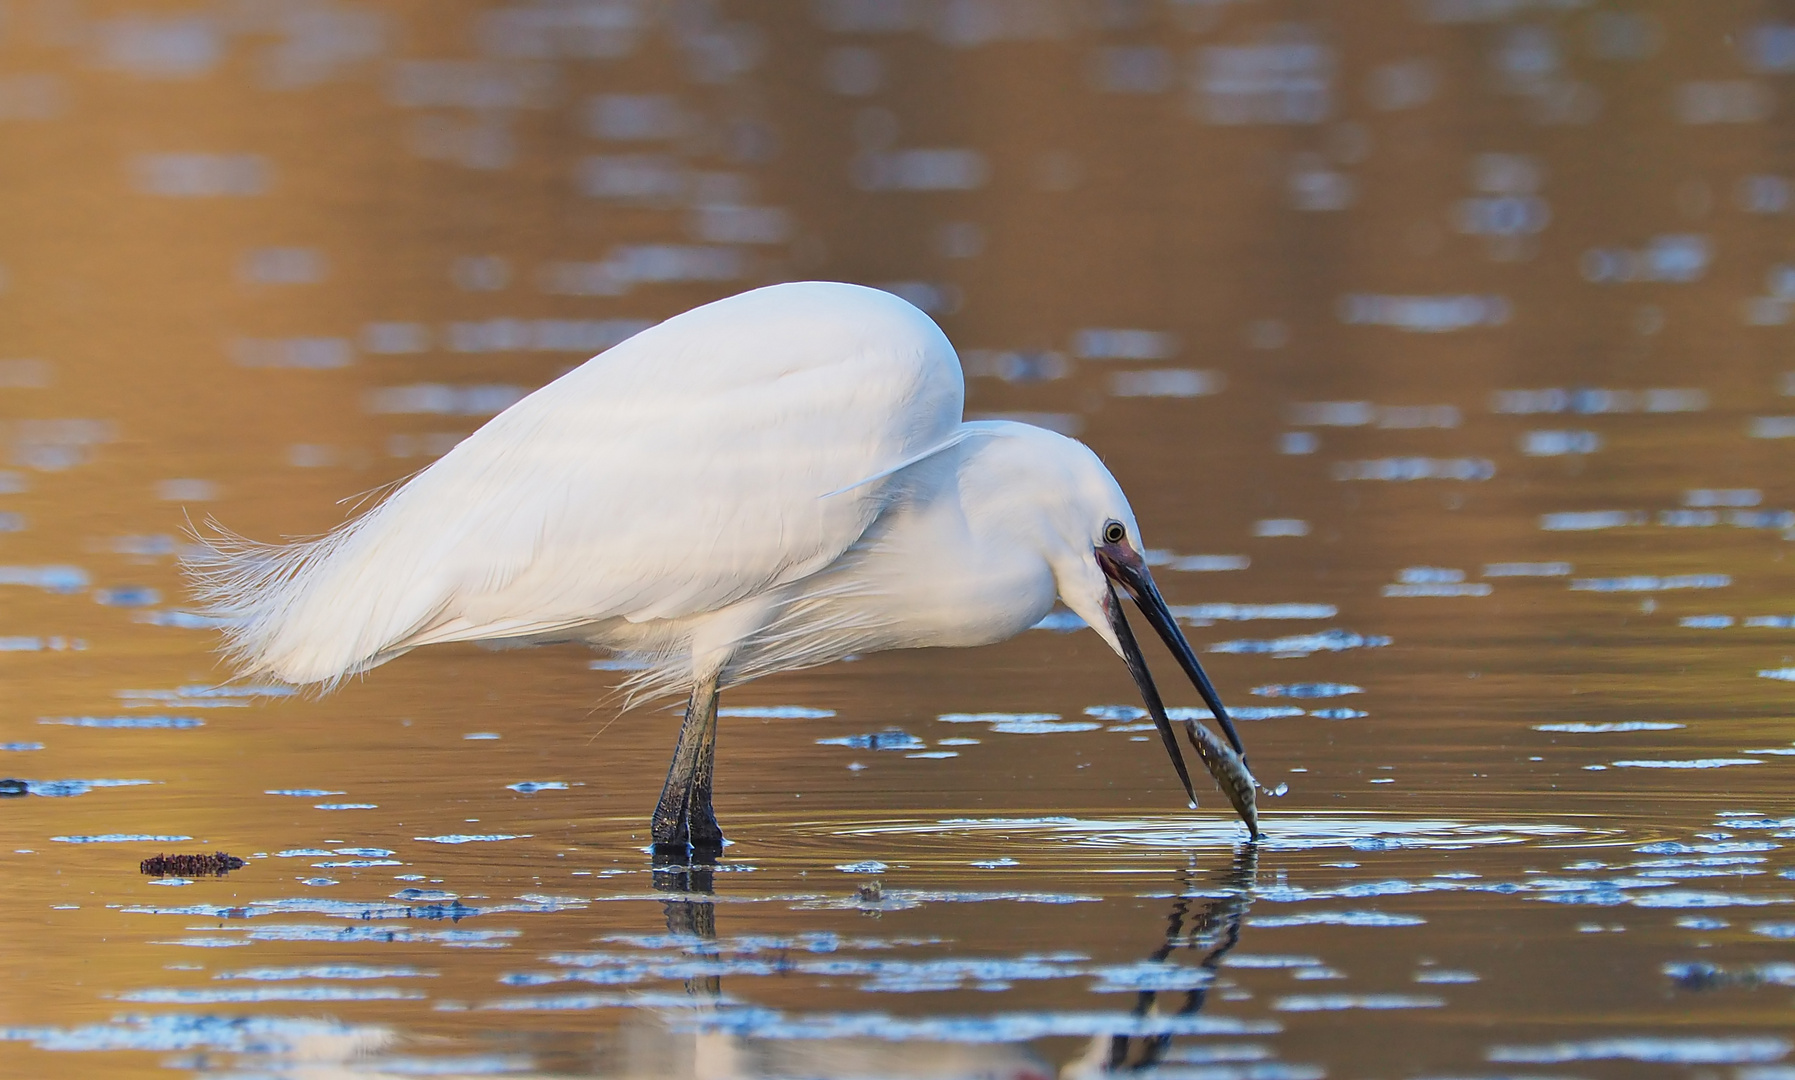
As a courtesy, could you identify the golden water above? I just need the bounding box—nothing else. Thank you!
[5,2,1795,1077]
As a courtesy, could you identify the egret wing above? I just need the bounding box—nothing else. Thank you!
[193,283,965,685]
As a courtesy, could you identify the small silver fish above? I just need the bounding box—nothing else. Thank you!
[1182,719,1260,840]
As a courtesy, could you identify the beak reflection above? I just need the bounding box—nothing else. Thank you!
[1098,542,1261,839]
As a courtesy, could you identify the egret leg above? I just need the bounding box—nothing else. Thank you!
[687,688,723,848]
[650,675,726,860]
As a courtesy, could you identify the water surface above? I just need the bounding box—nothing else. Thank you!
[5,2,1795,1077]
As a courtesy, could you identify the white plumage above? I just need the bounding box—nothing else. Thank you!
[192,282,1121,694]
[189,280,1260,844]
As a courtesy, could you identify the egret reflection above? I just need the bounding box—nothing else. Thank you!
[1069,846,1261,1077]
[631,849,1264,1079]
[652,860,722,1001]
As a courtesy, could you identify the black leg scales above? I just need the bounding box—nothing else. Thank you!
[650,676,726,863]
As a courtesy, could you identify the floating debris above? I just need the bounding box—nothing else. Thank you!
[140,852,246,877]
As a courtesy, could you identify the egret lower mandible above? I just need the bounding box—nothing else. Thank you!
[187,281,1261,857]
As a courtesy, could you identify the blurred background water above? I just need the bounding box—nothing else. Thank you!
[8,1,1795,1077]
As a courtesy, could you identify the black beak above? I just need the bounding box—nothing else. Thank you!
[1102,582,1201,809]
[1096,544,1247,758]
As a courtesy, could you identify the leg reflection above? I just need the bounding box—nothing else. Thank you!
[652,861,720,1000]
[1105,844,1259,1073]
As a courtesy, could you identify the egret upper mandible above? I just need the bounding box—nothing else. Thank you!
[188,281,1260,856]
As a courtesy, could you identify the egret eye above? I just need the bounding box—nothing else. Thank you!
[1103,521,1126,545]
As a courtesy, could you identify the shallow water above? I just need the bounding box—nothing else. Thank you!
[7,2,1795,1077]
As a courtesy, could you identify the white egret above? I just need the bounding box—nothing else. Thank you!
[188,282,1260,856]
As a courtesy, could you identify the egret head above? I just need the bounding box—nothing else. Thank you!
[965,423,1249,814]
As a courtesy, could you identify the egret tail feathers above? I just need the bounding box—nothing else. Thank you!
[184,516,443,688]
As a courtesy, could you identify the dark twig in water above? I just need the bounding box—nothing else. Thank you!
[139,851,246,877]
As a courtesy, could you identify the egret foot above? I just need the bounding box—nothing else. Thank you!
[651,836,717,866]
[685,799,726,854]
[649,802,725,865]
[650,675,726,864]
